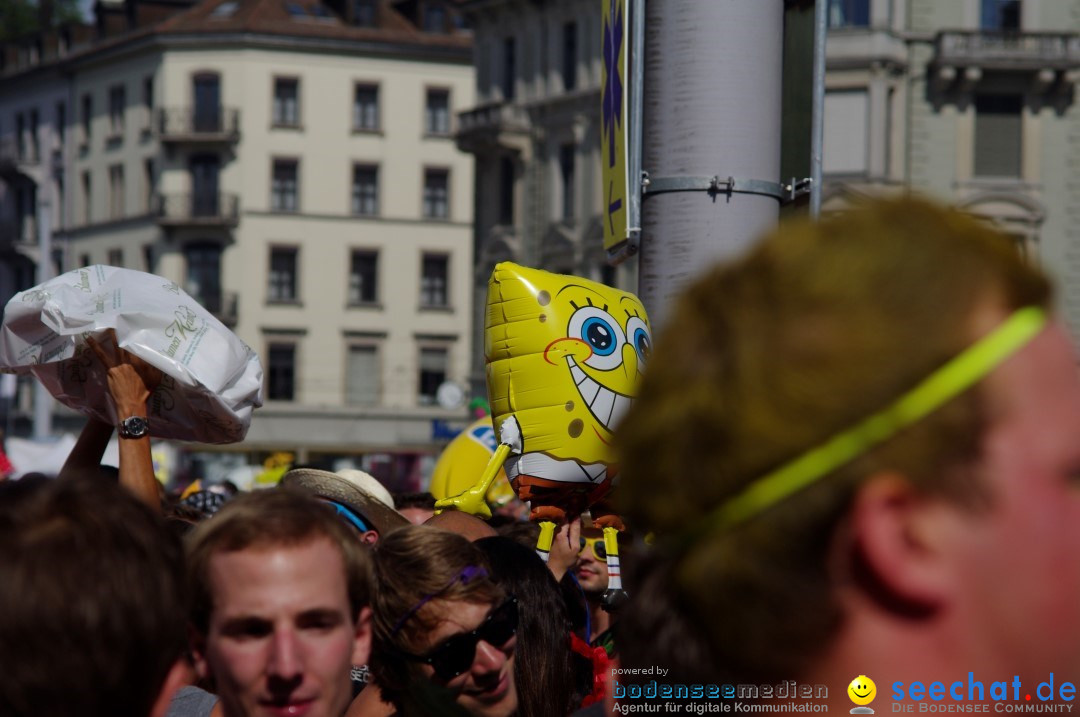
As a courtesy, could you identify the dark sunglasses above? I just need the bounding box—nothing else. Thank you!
[580,536,607,560]
[399,596,518,680]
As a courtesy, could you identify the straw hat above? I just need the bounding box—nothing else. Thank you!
[281,468,409,536]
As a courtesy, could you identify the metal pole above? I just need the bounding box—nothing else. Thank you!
[626,0,645,245]
[810,0,829,218]
[638,1,784,328]
[32,181,53,441]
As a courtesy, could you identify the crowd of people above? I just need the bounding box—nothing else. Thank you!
[4,197,1080,716]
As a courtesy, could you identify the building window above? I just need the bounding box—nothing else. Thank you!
[80,93,92,148]
[353,0,375,26]
[827,0,869,28]
[420,254,449,307]
[349,250,378,304]
[268,247,299,302]
[425,88,450,136]
[502,37,516,100]
[29,109,39,161]
[107,248,123,267]
[346,344,379,406]
[56,101,66,147]
[353,84,379,131]
[351,165,378,215]
[982,0,1020,30]
[562,22,577,91]
[108,164,125,220]
[499,156,514,225]
[81,170,92,224]
[418,347,448,405]
[271,159,299,212]
[823,90,869,174]
[422,3,445,32]
[185,243,223,312]
[267,343,296,401]
[142,76,154,133]
[423,168,449,219]
[560,144,575,220]
[108,85,125,138]
[15,113,24,160]
[974,94,1022,178]
[273,77,300,127]
[79,254,91,268]
[144,158,155,214]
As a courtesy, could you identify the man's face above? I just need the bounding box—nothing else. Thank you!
[947,321,1080,676]
[574,531,610,595]
[416,599,518,717]
[194,538,370,717]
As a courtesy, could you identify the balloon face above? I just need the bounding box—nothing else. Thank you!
[485,263,651,517]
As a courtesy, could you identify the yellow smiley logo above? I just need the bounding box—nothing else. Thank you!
[848,675,877,706]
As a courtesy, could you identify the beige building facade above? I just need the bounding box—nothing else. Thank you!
[0,0,476,488]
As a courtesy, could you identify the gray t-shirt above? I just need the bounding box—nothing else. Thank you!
[166,686,219,717]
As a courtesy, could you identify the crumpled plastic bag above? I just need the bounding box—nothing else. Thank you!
[0,265,263,444]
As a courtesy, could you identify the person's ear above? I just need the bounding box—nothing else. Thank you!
[352,606,373,666]
[361,530,379,546]
[188,624,210,682]
[845,472,959,613]
[148,658,193,717]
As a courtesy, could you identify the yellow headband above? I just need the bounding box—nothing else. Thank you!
[694,306,1047,536]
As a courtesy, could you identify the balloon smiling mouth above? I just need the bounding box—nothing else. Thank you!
[567,357,633,434]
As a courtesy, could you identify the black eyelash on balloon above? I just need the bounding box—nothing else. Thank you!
[586,297,594,307]
[569,300,580,310]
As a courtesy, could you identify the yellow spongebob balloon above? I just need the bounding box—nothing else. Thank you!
[484,262,651,525]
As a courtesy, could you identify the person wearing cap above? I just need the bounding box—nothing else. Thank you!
[281,468,409,545]
[615,198,1080,708]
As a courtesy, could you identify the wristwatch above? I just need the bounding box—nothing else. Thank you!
[118,415,149,439]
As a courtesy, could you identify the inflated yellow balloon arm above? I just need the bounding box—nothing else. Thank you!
[601,525,629,612]
[433,442,511,520]
[535,520,557,563]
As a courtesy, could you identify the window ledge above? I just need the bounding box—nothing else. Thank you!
[266,299,304,307]
[271,122,304,131]
[423,132,453,139]
[418,304,454,313]
[351,128,384,136]
[347,301,383,309]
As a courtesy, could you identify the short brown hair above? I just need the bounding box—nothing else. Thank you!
[369,525,504,710]
[0,477,186,717]
[616,197,1051,683]
[186,487,371,634]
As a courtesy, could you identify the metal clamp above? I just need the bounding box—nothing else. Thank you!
[641,172,814,205]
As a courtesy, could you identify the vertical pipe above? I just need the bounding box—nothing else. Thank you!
[638,1,784,328]
[810,0,829,218]
[32,179,53,441]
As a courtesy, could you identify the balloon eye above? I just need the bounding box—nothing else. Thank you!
[634,328,651,363]
[581,317,617,356]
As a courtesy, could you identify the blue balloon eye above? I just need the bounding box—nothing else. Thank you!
[634,328,651,362]
[581,317,617,356]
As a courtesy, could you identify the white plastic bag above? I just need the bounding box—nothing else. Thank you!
[0,265,263,444]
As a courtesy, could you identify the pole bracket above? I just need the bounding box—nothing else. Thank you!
[641,172,813,205]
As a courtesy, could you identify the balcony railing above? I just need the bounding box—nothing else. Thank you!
[157,107,241,143]
[457,101,529,135]
[934,30,1080,71]
[0,136,40,177]
[153,192,240,227]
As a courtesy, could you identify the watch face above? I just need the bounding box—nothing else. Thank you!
[120,416,149,438]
